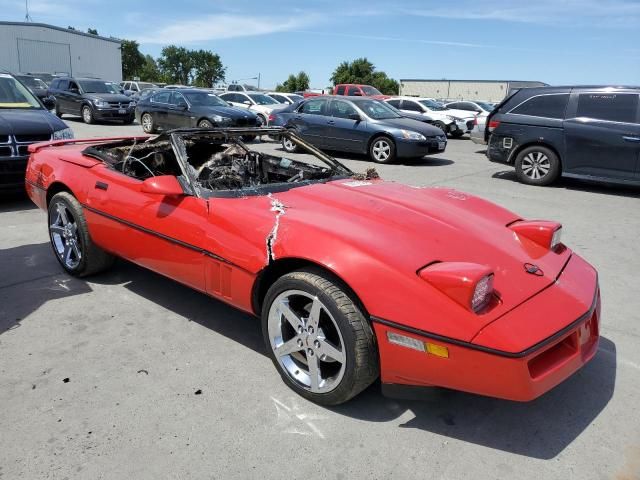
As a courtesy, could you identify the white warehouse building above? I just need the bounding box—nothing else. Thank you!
[0,21,122,81]
[399,79,548,103]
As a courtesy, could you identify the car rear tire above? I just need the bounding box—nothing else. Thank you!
[450,130,465,138]
[262,269,379,406]
[48,192,115,277]
[198,119,213,129]
[433,121,447,134]
[141,113,156,133]
[282,133,299,153]
[55,104,63,118]
[515,145,560,186]
[369,136,396,163]
[81,105,94,124]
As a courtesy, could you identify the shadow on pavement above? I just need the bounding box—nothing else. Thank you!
[0,242,92,334]
[492,170,640,198]
[331,337,616,459]
[3,246,615,458]
[0,191,36,213]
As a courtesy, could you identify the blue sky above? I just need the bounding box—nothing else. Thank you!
[4,0,640,88]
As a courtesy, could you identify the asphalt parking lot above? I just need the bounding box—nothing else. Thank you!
[1,118,639,480]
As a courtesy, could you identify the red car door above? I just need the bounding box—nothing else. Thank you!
[83,165,207,292]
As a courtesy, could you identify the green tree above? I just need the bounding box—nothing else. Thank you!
[191,49,226,87]
[120,40,145,80]
[139,55,163,83]
[87,28,98,35]
[157,45,194,84]
[275,71,310,92]
[330,58,399,95]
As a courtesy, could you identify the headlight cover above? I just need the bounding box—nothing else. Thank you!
[401,130,426,141]
[212,115,231,124]
[93,99,109,108]
[52,127,74,140]
[128,101,135,108]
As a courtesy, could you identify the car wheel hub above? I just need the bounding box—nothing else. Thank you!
[522,152,550,180]
[49,202,82,269]
[268,290,346,394]
[373,140,390,160]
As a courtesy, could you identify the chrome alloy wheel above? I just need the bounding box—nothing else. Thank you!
[82,106,92,123]
[372,139,391,162]
[268,290,346,393]
[141,113,153,132]
[282,137,296,151]
[521,151,551,180]
[49,202,82,269]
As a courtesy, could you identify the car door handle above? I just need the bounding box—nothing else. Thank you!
[622,136,640,143]
[327,120,335,125]
[95,181,108,191]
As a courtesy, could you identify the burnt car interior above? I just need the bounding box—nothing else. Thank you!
[83,128,353,196]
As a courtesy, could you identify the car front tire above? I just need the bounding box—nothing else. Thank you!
[48,192,115,277]
[141,113,156,133]
[198,119,213,128]
[81,105,94,124]
[369,136,396,163]
[515,145,561,186]
[262,269,379,406]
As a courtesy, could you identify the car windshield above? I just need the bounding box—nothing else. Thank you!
[476,102,495,111]
[419,99,447,111]
[357,99,401,119]
[183,91,228,107]
[0,74,42,109]
[248,94,278,105]
[289,94,303,101]
[138,82,157,90]
[16,76,47,89]
[361,86,382,96]
[78,80,120,94]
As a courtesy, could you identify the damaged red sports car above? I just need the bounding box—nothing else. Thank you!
[25,127,600,406]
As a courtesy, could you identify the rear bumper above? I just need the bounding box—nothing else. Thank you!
[0,156,28,190]
[487,133,515,163]
[374,256,600,402]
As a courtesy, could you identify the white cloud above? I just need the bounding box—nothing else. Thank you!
[403,0,640,27]
[135,13,322,44]
[295,31,487,48]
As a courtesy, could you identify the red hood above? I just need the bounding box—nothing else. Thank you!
[269,179,571,336]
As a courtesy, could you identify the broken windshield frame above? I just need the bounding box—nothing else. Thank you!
[166,127,354,198]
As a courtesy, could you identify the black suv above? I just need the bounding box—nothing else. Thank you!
[48,77,135,124]
[486,86,640,186]
[0,73,72,191]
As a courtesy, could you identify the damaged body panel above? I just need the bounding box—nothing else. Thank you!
[25,126,600,405]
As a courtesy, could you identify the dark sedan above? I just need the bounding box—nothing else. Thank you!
[135,89,261,133]
[271,96,447,163]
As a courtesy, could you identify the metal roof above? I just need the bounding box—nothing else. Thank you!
[0,21,121,44]
[399,79,547,84]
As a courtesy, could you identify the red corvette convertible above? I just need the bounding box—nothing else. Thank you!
[25,127,600,405]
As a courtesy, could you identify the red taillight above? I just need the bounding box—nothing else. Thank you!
[473,117,478,126]
[488,119,500,130]
[268,114,275,122]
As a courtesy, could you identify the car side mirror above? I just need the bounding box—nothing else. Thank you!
[178,103,188,110]
[42,97,56,109]
[141,175,184,196]
[243,100,251,105]
[69,88,79,94]
[348,112,362,121]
